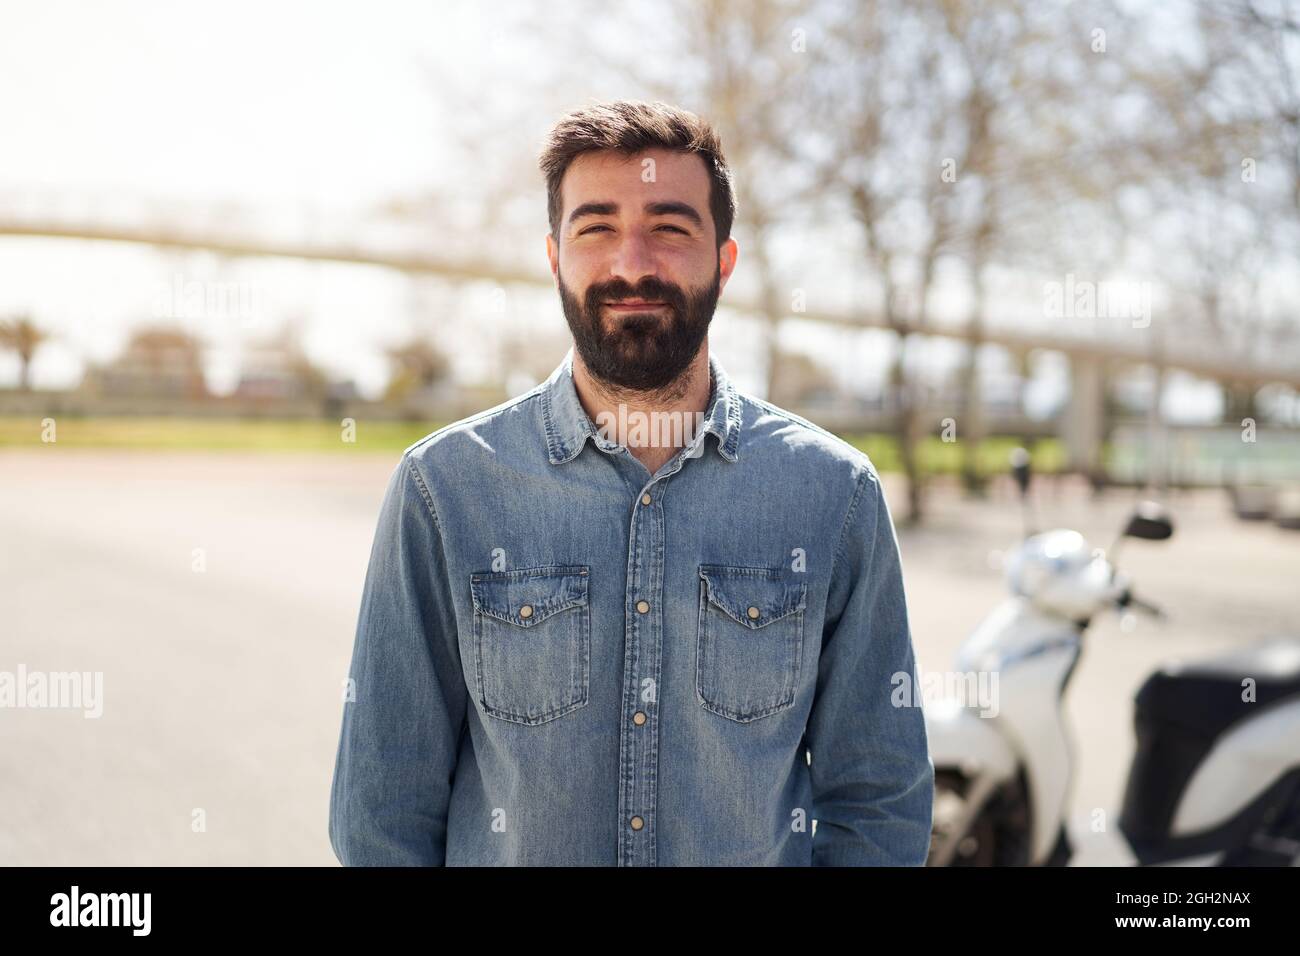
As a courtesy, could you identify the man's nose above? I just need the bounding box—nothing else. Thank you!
[607,231,658,287]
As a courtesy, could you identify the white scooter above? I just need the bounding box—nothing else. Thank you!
[925,450,1300,866]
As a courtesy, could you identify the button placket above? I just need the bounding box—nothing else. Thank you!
[617,476,669,867]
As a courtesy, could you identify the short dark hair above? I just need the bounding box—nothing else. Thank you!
[538,99,736,250]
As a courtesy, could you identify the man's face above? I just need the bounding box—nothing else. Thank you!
[546,147,738,392]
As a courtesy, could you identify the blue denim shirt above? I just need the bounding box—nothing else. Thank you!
[328,348,933,866]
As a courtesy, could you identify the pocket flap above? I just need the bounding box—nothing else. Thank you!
[470,566,589,627]
[699,565,806,629]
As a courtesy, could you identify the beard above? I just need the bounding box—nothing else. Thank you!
[557,260,721,393]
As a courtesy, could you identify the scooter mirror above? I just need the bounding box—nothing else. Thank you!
[1009,447,1032,497]
[1123,500,1174,541]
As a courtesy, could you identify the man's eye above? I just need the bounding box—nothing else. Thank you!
[577,224,688,236]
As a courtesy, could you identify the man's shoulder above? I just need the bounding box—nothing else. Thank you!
[736,391,882,486]
[400,383,546,466]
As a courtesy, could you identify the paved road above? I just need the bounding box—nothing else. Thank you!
[1,449,1296,865]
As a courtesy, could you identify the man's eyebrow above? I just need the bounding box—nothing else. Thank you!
[567,200,704,228]
[567,201,618,226]
[644,201,703,226]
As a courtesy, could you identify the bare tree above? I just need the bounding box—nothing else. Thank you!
[384,337,451,403]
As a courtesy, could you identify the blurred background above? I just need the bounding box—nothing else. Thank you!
[1,0,1298,865]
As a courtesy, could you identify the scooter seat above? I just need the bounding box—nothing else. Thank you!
[1135,636,1300,740]
[1121,636,1300,860]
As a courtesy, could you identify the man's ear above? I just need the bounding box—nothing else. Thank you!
[545,232,560,285]
[717,237,739,295]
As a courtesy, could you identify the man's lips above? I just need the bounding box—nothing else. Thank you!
[605,300,667,310]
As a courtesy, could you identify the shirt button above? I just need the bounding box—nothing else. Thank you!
[747,606,760,620]
[636,600,650,614]
[640,493,652,506]
[520,604,534,619]
[629,816,644,831]
[633,711,647,726]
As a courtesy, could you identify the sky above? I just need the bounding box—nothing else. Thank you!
[0,1,466,204]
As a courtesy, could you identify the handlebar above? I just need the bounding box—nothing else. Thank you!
[1118,588,1165,620]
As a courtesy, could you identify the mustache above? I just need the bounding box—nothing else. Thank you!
[584,279,686,312]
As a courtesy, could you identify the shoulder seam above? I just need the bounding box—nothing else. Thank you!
[402,453,442,533]
[831,463,879,574]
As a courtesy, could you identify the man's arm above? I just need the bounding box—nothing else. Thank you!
[806,464,934,865]
[328,453,467,866]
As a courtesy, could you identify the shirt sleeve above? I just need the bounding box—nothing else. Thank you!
[805,463,934,866]
[328,452,468,866]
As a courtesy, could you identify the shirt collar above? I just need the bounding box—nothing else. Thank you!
[541,346,741,465]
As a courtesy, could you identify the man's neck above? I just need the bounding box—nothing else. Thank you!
[571,346,713,476]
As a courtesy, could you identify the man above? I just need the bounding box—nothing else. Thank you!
[328,99,933,866]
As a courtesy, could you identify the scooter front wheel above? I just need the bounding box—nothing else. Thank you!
[928,769,1033,866]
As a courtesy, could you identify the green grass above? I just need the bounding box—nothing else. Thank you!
[0,415,1066,474]
[0,415,447,454]
[840,433,1067,475]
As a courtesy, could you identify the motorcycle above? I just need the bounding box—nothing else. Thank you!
[925,449,1300,866]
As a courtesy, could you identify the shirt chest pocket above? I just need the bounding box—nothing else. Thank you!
[696,565,807,723]
[469,566,590,726]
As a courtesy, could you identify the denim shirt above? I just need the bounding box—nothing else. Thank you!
[328,348,933,866]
